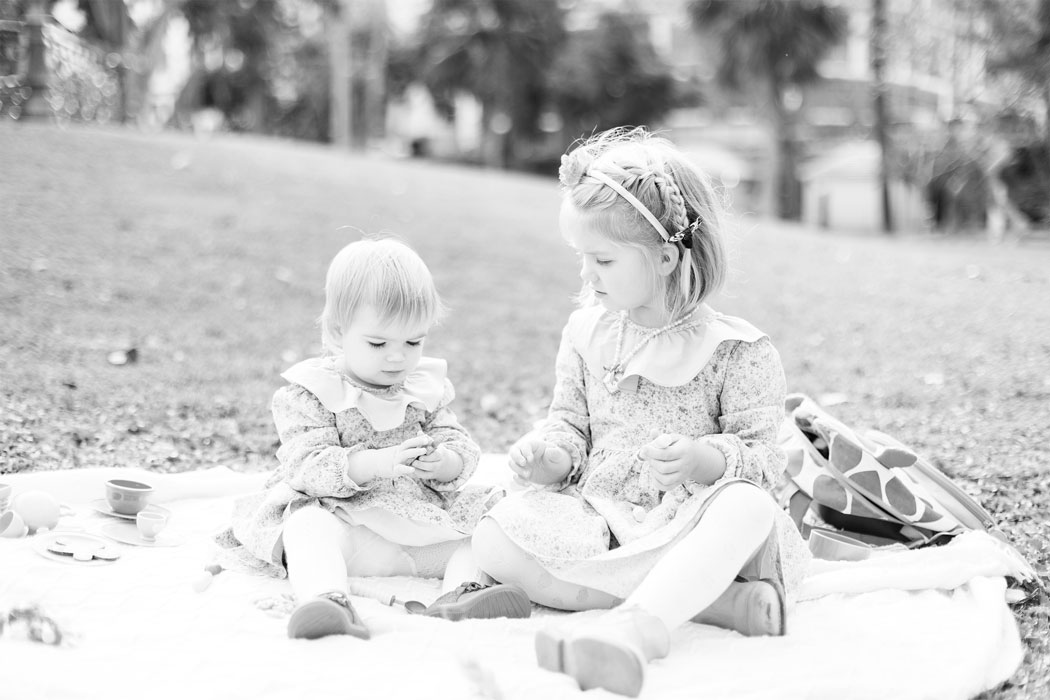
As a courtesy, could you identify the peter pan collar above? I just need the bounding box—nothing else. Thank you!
[280,356,449,431]
[569,304,767,391]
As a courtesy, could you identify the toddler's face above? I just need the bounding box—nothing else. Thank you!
[339,305,430,388]
[561,201,661,320]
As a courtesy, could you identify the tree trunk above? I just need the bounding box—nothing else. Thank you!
[778,133,802,220]
[479,101,502,167]
[327,3,352,148]
[22,0,51,119]
[871,0,895,233]
[760,78,780,218]
[768,79,801,220]
[1044,82,1050,178]
[362,0,388,145]
[500,125,514,170]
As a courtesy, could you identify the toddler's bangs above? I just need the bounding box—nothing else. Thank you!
[320,239,444,353]
[363,270,441,329]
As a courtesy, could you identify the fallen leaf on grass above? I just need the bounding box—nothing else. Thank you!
[480,393,500,417]
[171,152,191,170]
[107,348,138,366]
[818,392,850,407]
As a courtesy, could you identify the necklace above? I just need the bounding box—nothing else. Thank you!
[602,309,697,392]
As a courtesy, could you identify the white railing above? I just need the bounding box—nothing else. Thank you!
[0,16,121,123]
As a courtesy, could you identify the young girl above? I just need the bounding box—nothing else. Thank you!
[217,237,530,640]
[470,128,809,696]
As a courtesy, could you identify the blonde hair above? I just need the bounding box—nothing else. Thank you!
[319,237,446,354]
[559,127,728,320]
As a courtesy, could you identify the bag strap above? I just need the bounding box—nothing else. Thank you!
[864,428,1002,537]
[787,489,811,532]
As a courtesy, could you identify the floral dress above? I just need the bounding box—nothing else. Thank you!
[214,356,493,578]
[484,305,810,601]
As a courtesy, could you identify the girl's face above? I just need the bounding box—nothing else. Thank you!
[560,201,667,326]
[339,305,430,388]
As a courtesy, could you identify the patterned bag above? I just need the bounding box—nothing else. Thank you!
[777,394,1041,602]
[776,393,1005,548]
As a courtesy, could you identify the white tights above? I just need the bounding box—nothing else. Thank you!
[282,506,482,601]
[472,482,776,632]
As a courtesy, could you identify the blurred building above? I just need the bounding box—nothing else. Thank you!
[384,0,1003,225]
[606,0,1004,229]
[799,140,928,233]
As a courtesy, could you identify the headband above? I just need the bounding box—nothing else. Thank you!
[587,170,671,242]
[586,170,698,249]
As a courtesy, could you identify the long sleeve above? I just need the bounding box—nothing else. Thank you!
[419,380,481,492]
[699,337,787,490]
[271,384,373,498]
[537,322,591,485]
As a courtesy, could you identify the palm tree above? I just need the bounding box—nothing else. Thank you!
[177,0,281,130]
[984,0,1050,175]
[324,0,389,149]
[549,11,677,139]
[416,0,565,168]
[688,0,848,219]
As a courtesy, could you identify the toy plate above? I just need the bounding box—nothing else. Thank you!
[33,532,121,565]
[100,521,182,548]
[89,499,171,521]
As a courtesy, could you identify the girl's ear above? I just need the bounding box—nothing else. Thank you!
[656,243,680,277]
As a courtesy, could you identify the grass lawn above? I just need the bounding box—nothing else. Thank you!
[1,122,1048,697]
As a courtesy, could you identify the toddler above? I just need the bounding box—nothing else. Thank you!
[217,238,529,640]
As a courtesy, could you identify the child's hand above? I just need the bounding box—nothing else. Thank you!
[638,430,702,490]
[389,434,434,473]
[508,436,571,485]
[410,443,463,482]
[352,435,431,481]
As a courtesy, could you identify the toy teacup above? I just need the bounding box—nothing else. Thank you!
[0,510,29,539]
[808,528,873,562]
[105,479,153,516]
[135,511,168,542]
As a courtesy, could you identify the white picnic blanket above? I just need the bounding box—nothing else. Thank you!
[0,458,1025,700]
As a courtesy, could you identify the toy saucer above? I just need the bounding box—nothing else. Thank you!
[33,532,121,565]
[89,499,171,521]
[100,521,182,548]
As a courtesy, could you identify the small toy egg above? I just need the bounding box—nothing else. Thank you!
[11,490,61,533]
[192,564,224,592]
[0,510,28,538]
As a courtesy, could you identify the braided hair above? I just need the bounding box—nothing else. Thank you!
[558,127,728,320]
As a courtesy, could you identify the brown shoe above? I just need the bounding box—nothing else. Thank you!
[692,578,786,636]
[534,606,669,698]
[424,582,532,621]
[287,592,370,640]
